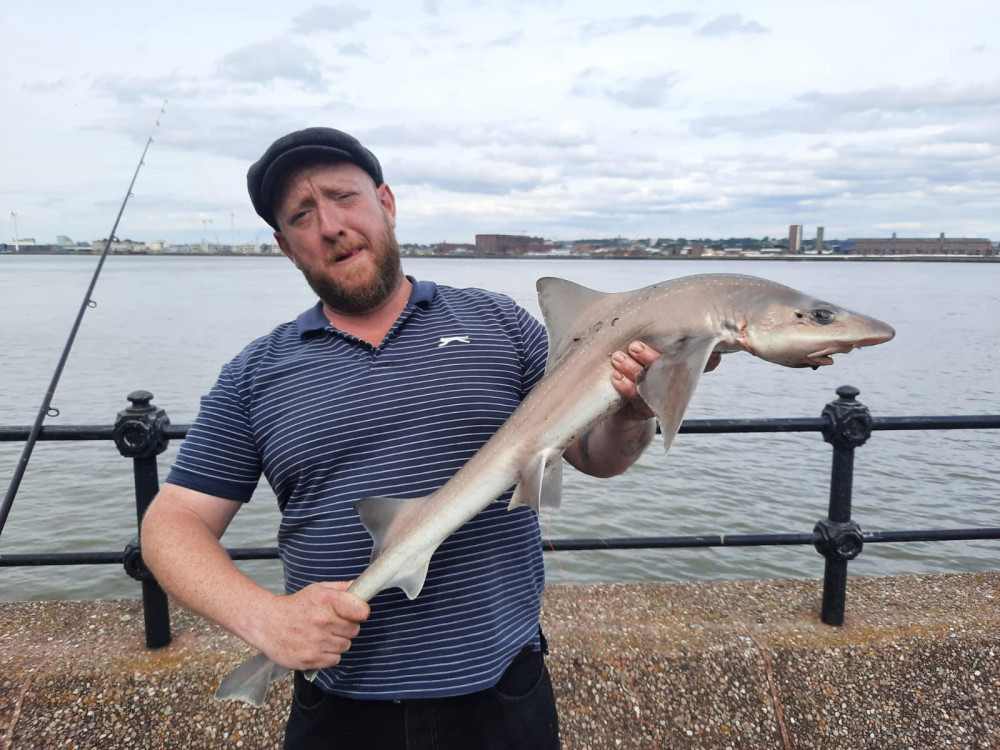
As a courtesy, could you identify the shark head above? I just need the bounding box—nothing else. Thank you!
[740,288,895,369]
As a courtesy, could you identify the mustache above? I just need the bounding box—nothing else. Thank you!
[324,238,366,257]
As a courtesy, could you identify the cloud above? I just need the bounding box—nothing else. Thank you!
[337,42,368,57]
[91,74,204,104]
[573,68,678,109]
[605,73,678,108]
[696,13,768,37]
[690,81,1000,137]
[363,120,594,150]
[813,138,1000,188]
[581,13,697,38]
[490,32,524,47]
[22,78,74,93]
[290,3,371,35]
[391,160,550,195]
[217,38,327,92]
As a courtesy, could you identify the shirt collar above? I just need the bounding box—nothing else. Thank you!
[295,276,438,336]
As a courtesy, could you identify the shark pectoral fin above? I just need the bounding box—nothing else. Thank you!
[509,449,563,512]
[355,494,436,600]
[214,651,291,707]
[637,336,719,453]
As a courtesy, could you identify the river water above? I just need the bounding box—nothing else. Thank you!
[1,254,997,601]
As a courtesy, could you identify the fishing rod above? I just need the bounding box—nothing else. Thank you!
[0,102,167,538]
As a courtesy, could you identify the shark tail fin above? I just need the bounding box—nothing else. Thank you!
[355,495,435,600]
[214,652,292,706]
[508,449,563,512]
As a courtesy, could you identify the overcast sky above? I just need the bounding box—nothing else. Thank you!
[2,0,998,245]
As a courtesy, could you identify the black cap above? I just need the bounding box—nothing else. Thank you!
[247,127,384,230]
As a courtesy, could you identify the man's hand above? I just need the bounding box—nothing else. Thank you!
[253,582,370,672]
[610,341,721,421]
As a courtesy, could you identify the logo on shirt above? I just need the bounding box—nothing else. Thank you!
[438,335,471,348]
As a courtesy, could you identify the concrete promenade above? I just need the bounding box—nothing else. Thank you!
[2,572,998,749]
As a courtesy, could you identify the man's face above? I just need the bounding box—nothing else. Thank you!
[273,161,403,315]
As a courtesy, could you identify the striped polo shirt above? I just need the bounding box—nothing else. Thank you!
[166,278,550,699]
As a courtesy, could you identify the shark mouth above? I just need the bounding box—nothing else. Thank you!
[806,342,857,366]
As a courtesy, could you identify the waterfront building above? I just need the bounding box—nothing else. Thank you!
[788,224,803,253]
[844,233,994,256]
[475,233,546,255]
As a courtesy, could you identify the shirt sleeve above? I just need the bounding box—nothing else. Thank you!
[165,361,263,502]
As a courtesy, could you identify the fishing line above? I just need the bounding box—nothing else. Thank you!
[0,102,167,538]
[542,507,663,749]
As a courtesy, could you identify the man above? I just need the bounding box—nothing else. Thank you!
[141,127,699,749]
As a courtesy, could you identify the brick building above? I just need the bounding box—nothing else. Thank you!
[475,234,546,255]
[844,233,994,256]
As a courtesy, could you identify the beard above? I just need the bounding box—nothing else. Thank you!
[299,216,404,315]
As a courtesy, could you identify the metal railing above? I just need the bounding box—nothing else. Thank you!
[1,386,999,650]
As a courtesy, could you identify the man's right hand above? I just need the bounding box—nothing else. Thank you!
[254,581,370,672]
[142,484,371,673]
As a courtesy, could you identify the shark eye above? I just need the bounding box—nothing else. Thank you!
[811,308,835,324]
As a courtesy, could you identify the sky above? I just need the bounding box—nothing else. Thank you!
[2,0,999,246]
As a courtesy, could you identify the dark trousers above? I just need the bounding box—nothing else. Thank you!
[283,648,560,750]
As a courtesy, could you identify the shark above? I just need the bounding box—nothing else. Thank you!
[215,273,895,706]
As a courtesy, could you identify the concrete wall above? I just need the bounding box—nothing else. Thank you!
[2,573,998,749]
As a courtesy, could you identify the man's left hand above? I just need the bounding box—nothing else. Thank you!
[610,341,721,422]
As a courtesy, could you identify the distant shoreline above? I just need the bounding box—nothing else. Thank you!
[2,249,999,263]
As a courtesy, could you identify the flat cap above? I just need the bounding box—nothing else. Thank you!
[247,127,384,230]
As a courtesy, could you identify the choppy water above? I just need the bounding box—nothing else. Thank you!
[1,255,998,601]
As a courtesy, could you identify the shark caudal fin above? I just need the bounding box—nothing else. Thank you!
[508,448,563,512]
[636,334,721,453]
[355,495,436,600]
[214,652,292,706]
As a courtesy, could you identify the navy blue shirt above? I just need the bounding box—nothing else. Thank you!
[167,279,550,699]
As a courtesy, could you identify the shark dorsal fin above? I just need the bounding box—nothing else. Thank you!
[536,277,605,370]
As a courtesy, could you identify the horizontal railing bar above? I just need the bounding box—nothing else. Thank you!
[0,551,124,566]
[5,526,999,567]
[0,426,117,441]
[545,533,813,550]
[3,414,999,443]
[871,415,1000,430]
[864,527,1000,543]
[676,418,823,433]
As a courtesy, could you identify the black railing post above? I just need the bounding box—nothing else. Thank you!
[813,385,871,626]
[113,390,172,648]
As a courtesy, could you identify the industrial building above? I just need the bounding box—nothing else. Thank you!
[843,233,994,256]
[788,224,803,253]
[475,234,546,255]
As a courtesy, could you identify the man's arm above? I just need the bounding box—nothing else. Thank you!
[141,483,369,670]
[564,341,721,478]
